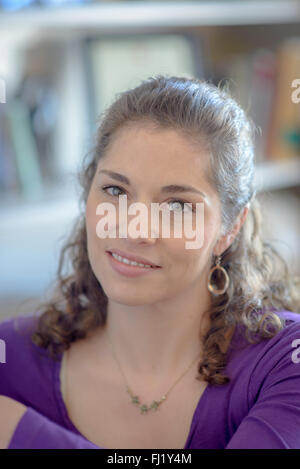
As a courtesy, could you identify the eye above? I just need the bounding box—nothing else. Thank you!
[99,186,194,212]
[101,185,126,197]
[167,200,194,213]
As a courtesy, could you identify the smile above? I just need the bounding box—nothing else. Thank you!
[111,252,153,268]
[106,251,161,278]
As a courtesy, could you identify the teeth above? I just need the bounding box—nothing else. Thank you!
[111,252,152,268]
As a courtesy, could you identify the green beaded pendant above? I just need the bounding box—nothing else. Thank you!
[140,404,149,414]
[131,395,140,405]
[127,387,167,414]
[150,400,160,410]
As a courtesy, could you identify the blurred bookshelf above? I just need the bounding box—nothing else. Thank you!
[0,0,300,318]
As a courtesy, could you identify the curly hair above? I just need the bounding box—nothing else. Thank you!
[31,75,300,385]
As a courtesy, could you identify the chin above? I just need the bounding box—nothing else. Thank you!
[108,294,154,307]
[102,283,158,307]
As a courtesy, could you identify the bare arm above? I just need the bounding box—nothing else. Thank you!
[0,395,27,449]
[0,396,100,449]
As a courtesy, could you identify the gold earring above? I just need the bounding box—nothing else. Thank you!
[207,255,230,296]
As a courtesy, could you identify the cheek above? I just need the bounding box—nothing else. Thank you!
[180,211,217,253]
[203,219,216,246]
[163,238,203,275]
[85,193,99,236]
[166,210,218,256]
[176,214,219,273]
[202,206,221,245]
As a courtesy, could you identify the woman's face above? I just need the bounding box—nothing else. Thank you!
[85,122,225,306]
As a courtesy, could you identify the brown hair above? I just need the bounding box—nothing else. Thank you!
[31,75,300,385]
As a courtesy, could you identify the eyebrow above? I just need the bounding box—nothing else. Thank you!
[98,169,207,199]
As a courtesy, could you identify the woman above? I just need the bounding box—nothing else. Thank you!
[0,75,300,449]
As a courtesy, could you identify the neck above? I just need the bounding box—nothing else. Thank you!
[102,278,212,382]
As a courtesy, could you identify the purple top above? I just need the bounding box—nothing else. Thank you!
[1,310,300,449]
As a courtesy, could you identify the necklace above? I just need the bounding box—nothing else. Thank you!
[107,331,201,414]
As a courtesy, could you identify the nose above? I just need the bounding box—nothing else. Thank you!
[118,200,160,245]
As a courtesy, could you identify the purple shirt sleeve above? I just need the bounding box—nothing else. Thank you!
[8,406,100,449]
[225,318,300,449]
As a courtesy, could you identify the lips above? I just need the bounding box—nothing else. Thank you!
[106,248,161,268]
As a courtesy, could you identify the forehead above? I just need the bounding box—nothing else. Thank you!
[101,123,213,183]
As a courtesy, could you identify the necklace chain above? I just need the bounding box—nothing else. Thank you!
[107,331,200,414]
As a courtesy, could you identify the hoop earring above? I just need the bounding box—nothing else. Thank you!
[207,255,230,296]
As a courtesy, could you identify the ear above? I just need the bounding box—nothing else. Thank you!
[214,205,249,257]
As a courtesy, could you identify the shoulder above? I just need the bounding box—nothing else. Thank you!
[257,310,300,364]
[228,310,300,397]
[276,309,300,326]
[0,313,58,405]
[229,309,300,356]
[0,313,38,340]
[254,309,300,360]
[261,309,300,365]
[0,313,47,363]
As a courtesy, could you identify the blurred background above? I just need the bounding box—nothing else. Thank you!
[0,0,300,320]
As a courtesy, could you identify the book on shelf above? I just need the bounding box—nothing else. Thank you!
[214,48,276,165]
[0,106,20,194]
[1,38,93,203]
[217,38,300,164]
[6,99,43,199]
[266,37,300,161]
[248,49,277,164]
